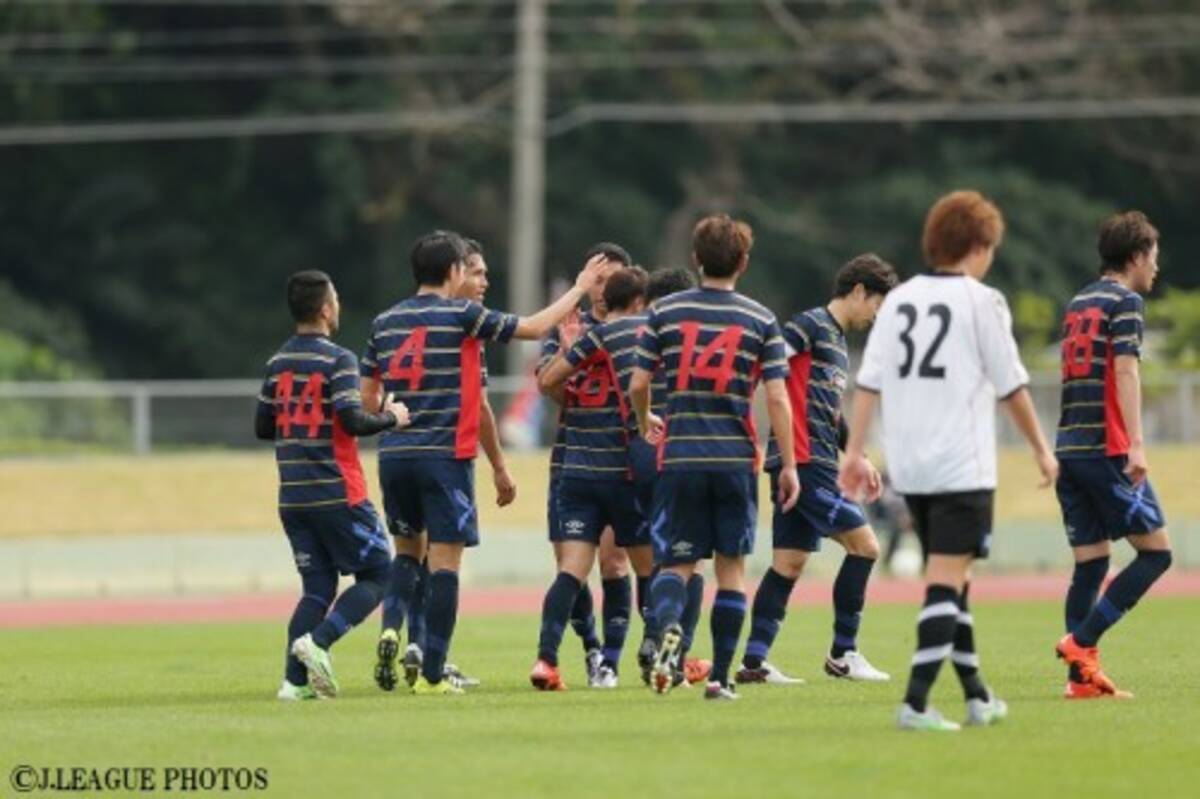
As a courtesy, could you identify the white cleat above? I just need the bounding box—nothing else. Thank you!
[276,680,319,701]
[585,648,604,684]
[825,650,891,682]
[589,663,619,689]
[290,633,339,698]
[734,660,805,685]
[896,703,961,732]
[965,694,1009,727]
[703,681,739,701]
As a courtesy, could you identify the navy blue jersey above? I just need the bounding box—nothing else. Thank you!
[1055,279,1144,459]
[765,307,848,471]
[538,310,600,477]
[362,294,517,461]
[257,335,370,510]
[560,315,642,481]
[635,287,788,473]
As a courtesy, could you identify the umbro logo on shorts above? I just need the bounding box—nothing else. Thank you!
[294,552,312,569]
[564,519,586,535]
[671,541,693,557]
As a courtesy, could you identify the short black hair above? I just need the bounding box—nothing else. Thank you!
[411,230,468,287]
[286,270,333,323]
[463,238,484,258]
[1098,211,1158,273]
[584,241,632,267]
[603,266,649,312]
[646,267,696,303]
[832,253,899,299]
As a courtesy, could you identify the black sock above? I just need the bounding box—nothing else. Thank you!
[743,568,795,670]
[710,590,747,686]
[950,583,989,701]
[569,581,602,653]
[1065,556,1109,681]
[407,558,430,650]
[601,576,632,669]
[285,572,335,685]
[1075,550,1171,647]
[648,571,688,634]
[903,584,960,713]
[636,573,652,622]
[422,570,460,683]
[679,574,704,655]
[537,572,582,666]
[312,571,386,650]
[831,555,874,658]
[381,554,419,633]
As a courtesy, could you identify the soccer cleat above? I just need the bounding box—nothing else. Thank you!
[584,648,604,685]
[1055,634,1128,697]
[411,675,464,696]
[650,624,683,694]
[530,659,567,691]
[374,629,401,692]
[896,703,961,732]
[403,643,424,689]
[276,680,319,701]
[637,637,658,686]
[683,657,712,685]
[703,681,739,701]
[444,663,480,688]
[825,650,891,682]
[1063,680,1133,700]
[590,663,619,689]
[964,694,1009,726]
[735,660,805,685]
[290,633,339,698]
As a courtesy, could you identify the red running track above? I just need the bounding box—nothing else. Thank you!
[2,573,1199,629]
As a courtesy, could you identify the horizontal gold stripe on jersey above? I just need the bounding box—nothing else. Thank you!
[281,477,345,487]
[279,497,347,509]
[655,301,774,325]
[268,352,337,365]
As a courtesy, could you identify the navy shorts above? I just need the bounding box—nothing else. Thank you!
[547,473,564,542]
[904,491,994,559]
[1057,456,1166,547]
[280,500,391,576]
[557,477,648,547]
[651,471,757,566]
[769,465,868,552]
[379,458,479,547]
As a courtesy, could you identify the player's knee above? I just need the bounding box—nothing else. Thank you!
[300,570,337,606]
[1140,548,1172,576]
[357,562,390,589]
[772,551,807,580]
[599,552,629,579]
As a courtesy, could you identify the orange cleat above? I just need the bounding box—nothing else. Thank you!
[1064,680,1133,700]
[530,659,566,691]
[1056,634,1131,698]
[683,657,712,685]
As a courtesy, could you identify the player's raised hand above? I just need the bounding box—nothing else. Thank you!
[574,253,617,292]
[640,411,665,445]
[1123,443,1148,486]
[557,308,583,349]
[837,453,871,502]
[382,393,410,428]
[777,465,801,512]
[864,459,884,503]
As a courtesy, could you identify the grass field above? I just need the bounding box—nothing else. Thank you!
[3,598,1197,798]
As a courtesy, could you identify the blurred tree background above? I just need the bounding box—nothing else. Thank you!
[1,0,1198,379]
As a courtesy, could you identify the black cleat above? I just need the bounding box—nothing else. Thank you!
[637,637,658,686]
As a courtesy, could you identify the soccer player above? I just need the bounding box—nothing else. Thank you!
[365,230,613,695]
[537,242,637,686]
[1054,211,1172,698]
[632,214,801,701]
[840,190,1058,731]
[255,270,410,700]
[737,254,898,686]
[531,267,653,689]
[401,238,513,688]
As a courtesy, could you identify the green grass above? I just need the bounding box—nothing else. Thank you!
[2,598,1198,797]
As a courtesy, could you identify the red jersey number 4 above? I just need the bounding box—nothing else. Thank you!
[676,323,743,394]
[274,370,326,438]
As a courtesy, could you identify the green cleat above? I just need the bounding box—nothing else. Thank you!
[291,633,339,698]
[411,675,464,696]
[276,680,319,701]
[375,629,401,692]
[896,703,961,732]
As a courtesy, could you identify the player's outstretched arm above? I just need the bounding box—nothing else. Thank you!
[479,394,516,507]
[764,378,801,512]
[1000,387,1058,488]
[337,393,409,436]
[512,255,615,340]
[360,375,384,413]
[1113,354,1148,484]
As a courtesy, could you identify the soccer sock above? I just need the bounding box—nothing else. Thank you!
[1064,556,1110,681]
[636,574,652,622]
[950,583,989,701]
[743,568,796,670]
[831,554,875,658]
[407,558,430,651]
[285,573,335,685]
[381,554,419,633]
[1074,550,1172,647]
[710,589,747,686]
[648,571,688,635]
[311,571,386,650]
[570,581,602,653]
[903,584,960,713]
[601,576,632,669]
[679,574,704,656]
[537,572,583,667]
[421,570,460,684]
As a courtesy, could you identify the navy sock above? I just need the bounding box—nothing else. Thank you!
[381,555,419,633]
[903,584,960,713]
[1064,556,1110,681]
[636,574,653,629]
[679,574,704,656]
[537,572,582,666]
[422,570,460,683]
[743,568,795,670]
[601,576,632,669]
[831,555,874,658]
[311,571,386,650]
[285,572,335,685]
[569,581,602,653]
[649,571,688,636]
[1075,550,1171,647]
[710,589,747,686]
[407,558,430,650]
[950,583,989,701]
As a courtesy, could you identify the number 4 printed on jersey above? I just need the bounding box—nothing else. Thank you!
[274,371,326,438]
[388,328,428,391]
[676,323,743,394]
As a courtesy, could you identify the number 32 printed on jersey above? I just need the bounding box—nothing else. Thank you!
[897,303,951,379]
